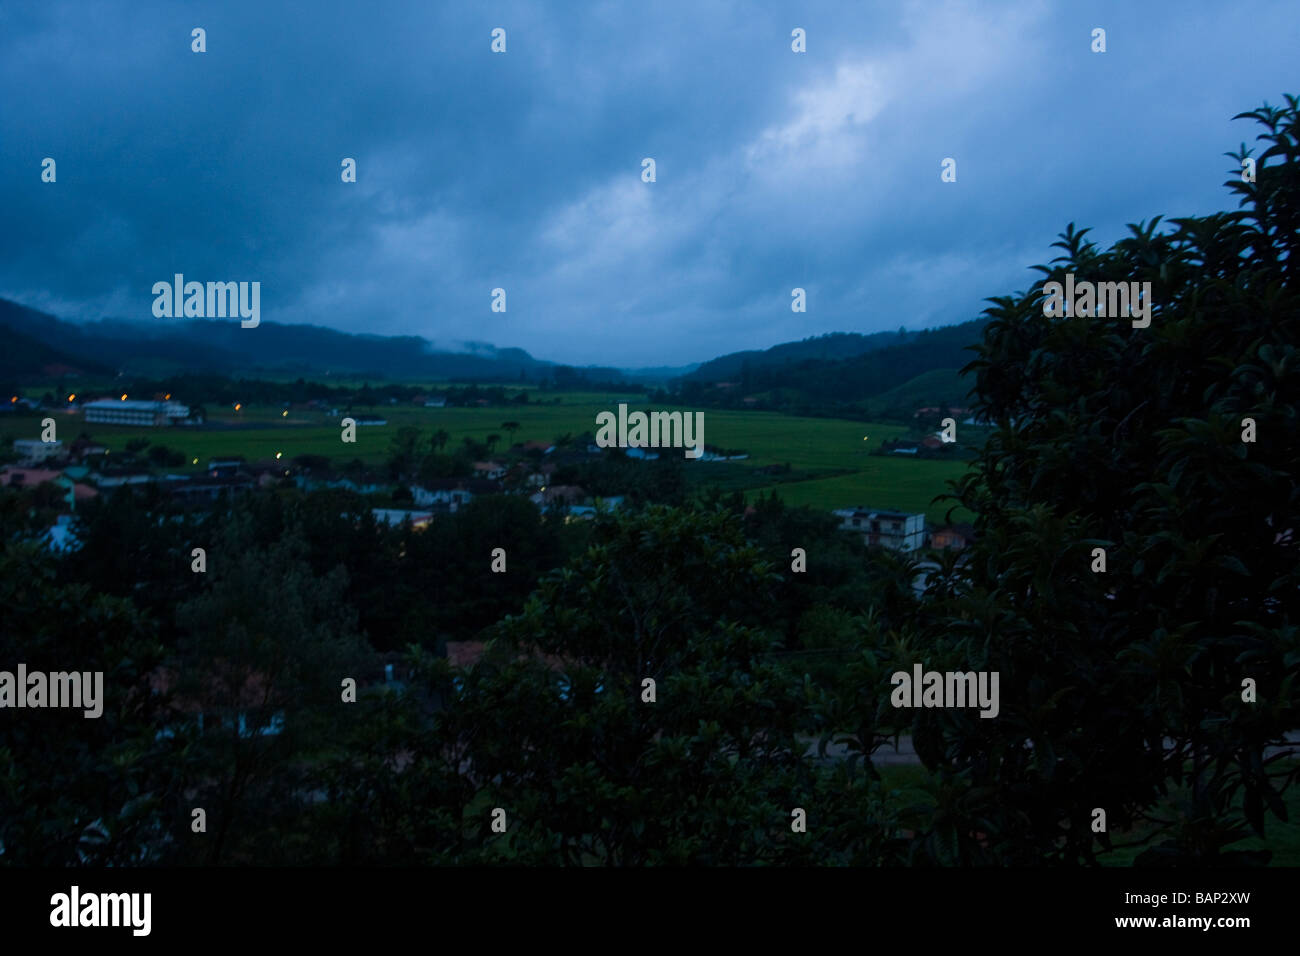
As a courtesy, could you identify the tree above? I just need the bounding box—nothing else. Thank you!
[889,95,1300,865]
[430,506,830,865]
[485,433,500,455]
[125,437,151,459]
[169,519,372,863]
[431,429,449,454]
[0,541,174,864]
[387,426,422,479]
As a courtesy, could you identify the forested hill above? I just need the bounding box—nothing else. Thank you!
[686,329,920,381]
[673,319,987,415]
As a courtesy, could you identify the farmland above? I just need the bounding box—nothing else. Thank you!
[3,389,976,523]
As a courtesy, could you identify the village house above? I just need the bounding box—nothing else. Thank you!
[90,470,158,489]
[168,474,255,504]
[0,466,99,506]
[524,462,557,488]
[833,507,927,553]
[409,477,501,512]
[206,457,246,478]
[529,484,587,511]
[68,438,108,463]
[930,523,976,551]
[150,667,284,741]
[12,438,64,465]
[371,508,433,530]
[565,496,626,521]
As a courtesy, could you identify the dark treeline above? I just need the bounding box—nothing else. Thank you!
[658,321,984,421]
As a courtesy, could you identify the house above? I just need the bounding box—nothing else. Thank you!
[371,508,433,530]
[0,467,98,505]
[13,438,64,464]
[833,507,927,552]
[516,440,556,455]
[422,397,446,408]
[206,457,246,478]
[445,641,486,669]
[920,435,945,450]
[525,468,551,488]
[150,667,285,740]
[566,496,625,520]
[930,523,976,552]
[1,466,62,488]
[90,470,158,488]
[530,484,587,510]
[694,448,749,462]
[68,438,108,462]
[298,476,390,495]
[410,477,501,512]
[350,414,387,426]
[168,475,255,504]
[83,399,192,427]
[472,461,508,480]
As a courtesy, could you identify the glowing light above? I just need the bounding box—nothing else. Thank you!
[120,394,128,401]
[281,410,288,417]
[68,394,76,402]
[234,403,242,411]
[9,396,16,404]
[164,393,171,400]
[192,458,198,465]
[275,452,282,459]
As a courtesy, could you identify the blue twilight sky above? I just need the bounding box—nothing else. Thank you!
[1,1,1295,367]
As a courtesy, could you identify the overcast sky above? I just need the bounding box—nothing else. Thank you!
[2,1,1295,366]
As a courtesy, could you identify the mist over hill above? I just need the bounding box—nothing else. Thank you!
[0,296,978,402]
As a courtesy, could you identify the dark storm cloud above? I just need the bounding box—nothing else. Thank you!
[1,1,1294,365]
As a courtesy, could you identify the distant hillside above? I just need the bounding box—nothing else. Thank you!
[0,298,563,382]
[678,319,986,408]
[0,296,982,399]
[688,329,915,382]
[0,301,113,380]
[862,367,973,416]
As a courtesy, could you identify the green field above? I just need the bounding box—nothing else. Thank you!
[746,460,971,522]
[3,393,977,522]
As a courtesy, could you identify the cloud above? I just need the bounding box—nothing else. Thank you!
[0,0,1295,366]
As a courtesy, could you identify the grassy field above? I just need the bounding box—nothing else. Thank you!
[3,393,977,522]
[746,460,971,523]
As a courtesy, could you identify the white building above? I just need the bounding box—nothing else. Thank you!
[833,507,927,553]
[83,399,191,427]
[409,484,474,512]
[13,439,63,464]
